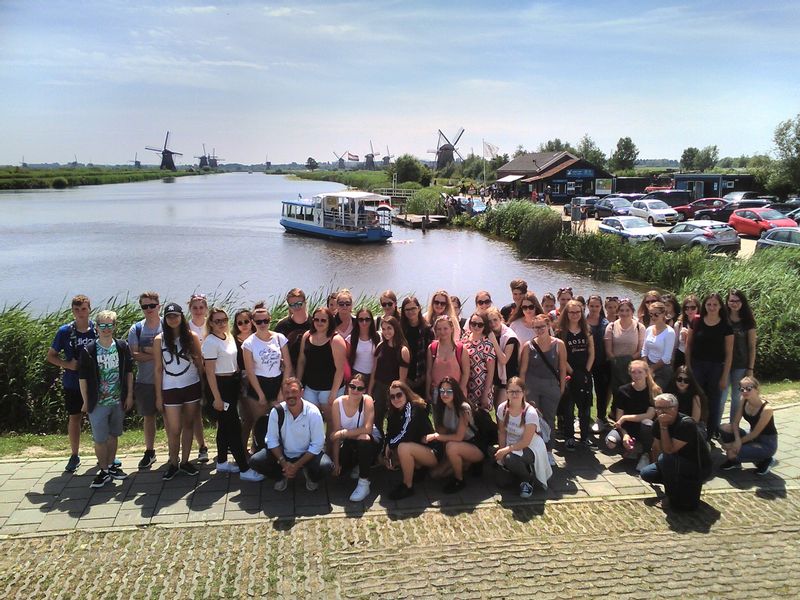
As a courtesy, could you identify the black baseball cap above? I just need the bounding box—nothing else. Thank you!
[163,302,183,315]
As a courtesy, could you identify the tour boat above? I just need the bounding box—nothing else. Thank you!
[280,190,393,242]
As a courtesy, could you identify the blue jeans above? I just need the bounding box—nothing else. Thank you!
[720,428,778,464]
[641,452,702,510]
[691,359,724,438]
[304,386,345,409]
[722,367,747,424]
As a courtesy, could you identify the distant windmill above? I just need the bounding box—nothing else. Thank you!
[208,148,224,168]
[194,144,209,168]
[364,141,379,170]
[333,151,347,170]
[69,154,79,168]
[20,156,27,168]
[145,131,182,171]
[428,127,465,170]
[382,145,395,167]
[265,154,271,171]
[128,152,141,168]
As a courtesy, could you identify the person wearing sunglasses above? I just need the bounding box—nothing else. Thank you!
[126,291,163,470]
[463,312,497,412]
[186,294,210,463]
[473,290,494,316]
[720,377,777,475]
[723,289,757,425]
[507,292,544,347]
[400,296,433,396]
[486,307,519,410]
[636,290,661,328]
[384,381,435,500]
[641,301,676,391]
[329,374,381,502]
[426,315,470,405]
[664,366,705,428]
[242,303,292,453]
[367,316,410,434]
[231,308,256,451]
[78,310,134,489]
[274,288,312,373]
[348,307,380,384]
[674,294,701,368]
[334,289,354,339]
[604,296,619,323]
[375,289,400,330]
[604,298,646,406]
[499,279,528,323]
[297,307,347,422]
[424,290,461,337]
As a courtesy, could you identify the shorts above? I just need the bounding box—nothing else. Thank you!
[428,440,445,461]
[88,403,124,443]
[163,381,202,407]
[304,386,345,408]
[64,388,83,415]
[247,374,283,402]
[134,383,157,417]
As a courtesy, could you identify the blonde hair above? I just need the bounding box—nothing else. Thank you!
[629,359,662,400]
[96,310,117,324]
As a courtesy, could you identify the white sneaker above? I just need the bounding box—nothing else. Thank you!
[636,454,651,473]
[274,477,288,492]
[349,478,370,502]
[303,467,320,491]
[216,461,239,473]
[239,469,264,482]
[547,453,556,467]
[591,419,602,434]
[350,465,360,480]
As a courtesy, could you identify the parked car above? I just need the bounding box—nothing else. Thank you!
[639,189,693,208]
[563,196,600,217]
[674,197,725,221]
[598,216,660,244]
[456,196,487,216]
[594,195,638,218]
[694,199,770,222]
[629,199,680,225]
[765,202,800,215]
[787,207,800,222]
[653,220,741,254]
[723,191,760,202]
[755,226,800,251]
[728,208,798,237]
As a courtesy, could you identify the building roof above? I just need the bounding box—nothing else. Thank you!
[496,151,572,177]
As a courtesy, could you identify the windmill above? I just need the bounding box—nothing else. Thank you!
[20,156,27,168]
[265,154,271,171]
[382,145,395,167]
[364,141,379,170]
[68,154,79,168]
[194,144,209,168]
[428,127,465,170]
[333,151,347,170]
[208,148,224,168]
[128,153,141,168]
[145,131,182,171]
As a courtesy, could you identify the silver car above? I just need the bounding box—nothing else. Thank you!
[629,199,680,225]
[755,226,800,251]
[654,220,741,254]
[598,216,661,244]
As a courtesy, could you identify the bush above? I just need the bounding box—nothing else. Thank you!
[51,177,68,189]
[406,188,446,214]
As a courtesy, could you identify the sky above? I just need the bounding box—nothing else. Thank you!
[1,0,799,166]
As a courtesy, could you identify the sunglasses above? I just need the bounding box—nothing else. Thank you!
[389,391,404,400]
[605,296,619,302]
[140,303,158,310]
[438,388,454,396]
[236,319,251,326]
[97,323,114,330]
[190,294,207,300]
[739,385,755,392]
[433,300,447,307]
[212,317,229,325]
[254,318,270,325]
[403,306,419,312]
[381,301,395,308]
[357,317,372,323]
[337,301,352,307]
[521,304,536,311]
[469,321,483,328]
[313,317,328,324]
[288,301,305,309]
[476,299,492,306]
[557,287,573,295]
[675,377,690,384]
[349,383,366,392]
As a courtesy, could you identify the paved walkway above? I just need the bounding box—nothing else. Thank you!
[2,403,797,537]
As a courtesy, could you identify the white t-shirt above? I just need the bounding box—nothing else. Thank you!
[641,326,676,364]
[497,402,539,452]
[241,332,288,378]
[509,319,535,348]
[201,334,238,374]
[189,320,205,343]
[349,336,375,374]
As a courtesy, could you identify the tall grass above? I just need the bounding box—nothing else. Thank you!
[294,170,391,191]
[405,187,447,215]
[0,167,199,190]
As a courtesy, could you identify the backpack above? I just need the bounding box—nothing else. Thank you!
[430,340,463,363]
[684,415,712,481]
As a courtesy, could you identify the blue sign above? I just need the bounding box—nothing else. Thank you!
[566,168,594,178]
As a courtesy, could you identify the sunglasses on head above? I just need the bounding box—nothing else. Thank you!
[140,303,158,310]
[605,296,619,302]
[557,287,573,295]
[191,294,207,300]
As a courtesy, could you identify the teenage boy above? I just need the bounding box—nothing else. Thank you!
[46,294,97,472]
[127,291,162,469]
[78,310,134,488]
[274,288,312,372]
[501,279,528,322]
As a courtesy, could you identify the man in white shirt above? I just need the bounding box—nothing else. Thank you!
[249,377,333,492]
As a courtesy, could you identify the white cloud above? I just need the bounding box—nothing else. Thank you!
[169,5,217,14]
[264,7,315,17]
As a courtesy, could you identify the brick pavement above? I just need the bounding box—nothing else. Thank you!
[0,403,798,537]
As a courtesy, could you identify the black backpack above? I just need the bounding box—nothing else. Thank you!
[684,416,712,481]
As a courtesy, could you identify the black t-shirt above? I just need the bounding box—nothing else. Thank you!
[652,414,698,463]
[612,383,651,416]
[565,330,589,372]
[274,316,312,370]
[691,318,733,363]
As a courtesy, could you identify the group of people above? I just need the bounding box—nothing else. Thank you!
[47,279,778,510]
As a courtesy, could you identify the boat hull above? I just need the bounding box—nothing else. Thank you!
[280,218,391,243]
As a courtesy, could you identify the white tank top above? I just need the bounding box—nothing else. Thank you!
[160,337,200,390]
[338,398,381,439]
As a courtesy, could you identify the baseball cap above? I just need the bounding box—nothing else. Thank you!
[163,302,183,316]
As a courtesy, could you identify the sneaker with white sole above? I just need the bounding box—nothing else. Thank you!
[349,478,370,502]
[138,449,156,470]
[65,454,81,473]
[274,477,288,492]
[305,477,319,491]
[240,469,264,482]
[90,470,110,489]
[636,454,651,472]
[108,465,128,480]
[755,457,776,476]
[197,446,209,463]
[216,461,239,474]
[519,482,534,499]
[547,453,556,467]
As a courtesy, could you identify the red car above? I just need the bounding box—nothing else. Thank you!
[675,197,725,221]
[728,208,798,237]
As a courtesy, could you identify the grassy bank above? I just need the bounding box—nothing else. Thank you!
[0,167,202,190]
[293,170,392,191]
[455,201,800,379]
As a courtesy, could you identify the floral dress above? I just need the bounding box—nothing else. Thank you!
[464,336,496,409]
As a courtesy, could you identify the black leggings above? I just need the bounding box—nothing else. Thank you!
[339,438,379,479]
[215,375,249,471]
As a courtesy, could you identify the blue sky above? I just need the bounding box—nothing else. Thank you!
[1,0,798,166]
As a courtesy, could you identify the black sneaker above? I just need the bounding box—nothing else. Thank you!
[90,470,110,488]
[65,454,81,473]
[108,465,128,480]
[720,460,742,471]
[388,483,414,500]
[755,457,776,476]
[179,462,199,476]
[138,449,156,470]
[443,478,466,494]
[197,446,209,464]
[581,437,597,448]
[565,438,577,451]
[162,463,179,481]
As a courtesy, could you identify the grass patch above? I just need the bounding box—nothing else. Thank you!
[293,169,391,191]
[0,166,202,190]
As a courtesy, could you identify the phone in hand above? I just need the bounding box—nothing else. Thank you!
[223,402,230,411]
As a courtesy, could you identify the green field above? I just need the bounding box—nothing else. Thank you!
[0,166,204,190]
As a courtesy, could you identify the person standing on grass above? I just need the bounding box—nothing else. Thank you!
[274,288,312,373]
[557,299,595,449]
[186,293,210,464]
[78,310,133,489]
[126,291,163,470]
[723,290,757,424]
[46,294,97,473]
[153,303,204,481]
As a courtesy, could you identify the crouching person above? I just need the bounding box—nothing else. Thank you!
[640,393,708,511]
[78,310,134,489]
[249,377,333,492]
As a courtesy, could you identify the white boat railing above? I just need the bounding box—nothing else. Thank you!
[321,209,391,231]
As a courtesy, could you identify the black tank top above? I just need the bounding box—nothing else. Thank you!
[743,402,777,436]
[303,337,335,390]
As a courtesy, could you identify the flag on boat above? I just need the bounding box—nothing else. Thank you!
[483,141,500,159]
[347,152,359,161]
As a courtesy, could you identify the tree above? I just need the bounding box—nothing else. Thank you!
[537,138,576,154]
[608,136,639,172]
[575,134,606,168]
[394,154,424,184]
[774,113,800,192]
[680,147,699,171]
[694,145,719,172]
[306,157,318,171]
[513,145,527,158]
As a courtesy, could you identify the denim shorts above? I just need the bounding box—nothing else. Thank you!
[304,386,345,408]
[88,403,124,443]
